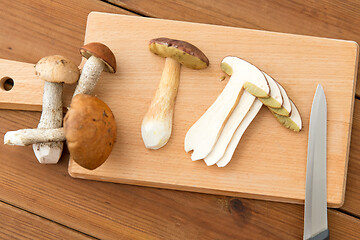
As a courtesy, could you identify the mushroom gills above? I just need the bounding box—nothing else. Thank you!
[272,100,302,132]
[216,99,263,167]
[149,43,208,69]
[204,91,255,166]
[258,72,283,108]
[185,56,269,161]
[269,82,292,116]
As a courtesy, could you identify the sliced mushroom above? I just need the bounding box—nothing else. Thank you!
[33,55,79,164]
[204,70,284,165]
[216,99,263,167]
[245,73,301,131]
[73,42,116,96]
[141,38,209,149]
[269,82,292,116]
[204,91,255,166]
[4,94,117,170]
[185,56,269,161]
[258,72,282,108]
[272,99,302,132]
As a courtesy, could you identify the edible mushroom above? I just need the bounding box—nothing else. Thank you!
[4,94,117,170]
[141,37,209,149]
[33,55,79,164]
[73,42,116,96]
[185,56,269,161]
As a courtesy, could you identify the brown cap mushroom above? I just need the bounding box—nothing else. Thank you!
[80,42,117,73]
[73,42,117,96]
[35,55,80,84]
[33,55,80,164]
[64,94,117,170]
[141,38,209,149]
[149,37,209,69]
[4,94,117,170]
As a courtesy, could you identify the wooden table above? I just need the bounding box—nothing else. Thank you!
[1,1,359,239]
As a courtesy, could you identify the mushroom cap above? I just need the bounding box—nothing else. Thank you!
[149,38,209,70]
[64,94,117,170]
[80,42,117,73]
[35,55,80,84]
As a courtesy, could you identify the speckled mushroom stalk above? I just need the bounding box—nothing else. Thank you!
[5,128,65,146]
[73,42,116,96]
[33,55,79,164]
[4,94,117,170]
[141,38,209,149]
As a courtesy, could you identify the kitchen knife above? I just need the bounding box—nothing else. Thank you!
[303,84,329,240]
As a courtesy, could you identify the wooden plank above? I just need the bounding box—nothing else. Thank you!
[342,99,360,217]
[110,0,360,96]
[67,12,357,206]
[0,0,133,65]
[0,201,92,240]
[0,0,133,112]
[0,142,359,240]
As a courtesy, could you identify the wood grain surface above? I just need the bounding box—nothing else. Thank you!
[67,12,357,206]
[111,0,360,97]
[0,0,359,239]
[342,101,360,217]
[0,201,92,239]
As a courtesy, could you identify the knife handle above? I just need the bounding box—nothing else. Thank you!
[307,229,329,240]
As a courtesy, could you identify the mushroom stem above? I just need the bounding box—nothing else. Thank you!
[5,128,65,146]
[38,82,63,127]
[73,55,105,96]
[141,57,181,149]
[33,81,64,164]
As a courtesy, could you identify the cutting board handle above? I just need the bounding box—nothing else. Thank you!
[0,58,74,111]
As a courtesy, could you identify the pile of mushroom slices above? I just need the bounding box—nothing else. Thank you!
[4,42,118,170]
[185,56,302,167]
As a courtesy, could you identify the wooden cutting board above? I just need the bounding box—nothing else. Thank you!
[1,12,358,207]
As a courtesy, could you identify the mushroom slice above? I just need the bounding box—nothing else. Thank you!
[204,91,255,166]
[269,82,292,116]
[185,56,269,161]
[258,73,282,108]
[216,99,263,167]
[272,99,302,132]
[142,38,209,150]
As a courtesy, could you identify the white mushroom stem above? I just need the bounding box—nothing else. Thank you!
[203,91,255,166]
[33,81,64,164]
[141,57,181,149]
[216,99,263,167]
[73,55,105,96]
[5,128,65,146]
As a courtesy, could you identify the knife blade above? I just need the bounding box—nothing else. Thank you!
[303,84,329,240]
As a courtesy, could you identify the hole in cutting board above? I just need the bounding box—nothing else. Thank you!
[0,77,14,91]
